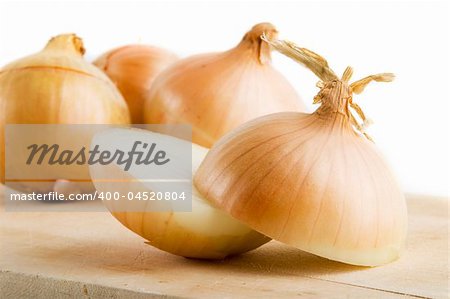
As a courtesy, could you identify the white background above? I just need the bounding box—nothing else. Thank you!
[0,1,448,197]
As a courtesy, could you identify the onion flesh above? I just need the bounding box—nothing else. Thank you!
[89,128,270,259]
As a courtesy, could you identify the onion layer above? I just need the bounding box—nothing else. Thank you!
[89,128,270,259]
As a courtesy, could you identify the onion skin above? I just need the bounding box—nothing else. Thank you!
[89,129,270,259]
[0,34,130,189]
[94,45,178,123]
[195,112,407,266]
[194,41,407,267]
[144,23,306,147]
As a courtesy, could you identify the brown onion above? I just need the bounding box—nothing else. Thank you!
[194,37,407,266]
[94,45,178,123]
[0,34,130,191]
[144,23,306,147]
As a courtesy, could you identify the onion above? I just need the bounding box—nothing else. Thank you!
[89,128,270,259]
[0,34,130,191]
[144,23,306,147]
[94,45,178,123]
[194,37,407,266]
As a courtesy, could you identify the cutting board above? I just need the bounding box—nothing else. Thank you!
[0,193,448,298]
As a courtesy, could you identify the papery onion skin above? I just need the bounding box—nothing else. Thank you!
[90,130,270,259]
[94,45,178,123]
[195,112,407,266]
[194,41,407,267]
[144,23,306,148]
[0,34,130,188]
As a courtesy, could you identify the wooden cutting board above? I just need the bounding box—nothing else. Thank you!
[0,193,448,298]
